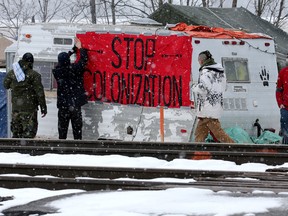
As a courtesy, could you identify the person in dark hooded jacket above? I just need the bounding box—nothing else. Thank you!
[3,52,47,138]
[52,38,88,140]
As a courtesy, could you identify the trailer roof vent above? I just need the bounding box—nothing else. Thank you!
[54,38,73,45]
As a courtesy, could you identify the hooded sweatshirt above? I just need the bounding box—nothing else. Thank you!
[192,61,227,119]
[52,48,88,109]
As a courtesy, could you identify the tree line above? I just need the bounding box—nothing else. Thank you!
[0,0,286,39]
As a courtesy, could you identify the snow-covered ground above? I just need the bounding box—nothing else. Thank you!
[1,94,288,216]
[0,152,288,215]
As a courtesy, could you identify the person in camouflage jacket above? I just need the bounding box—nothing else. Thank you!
[3,53,47,138]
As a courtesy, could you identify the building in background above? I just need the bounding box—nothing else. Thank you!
[0,35,14,68]
[149,3,288,69]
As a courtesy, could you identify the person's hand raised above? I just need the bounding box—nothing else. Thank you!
[75,37,82,49]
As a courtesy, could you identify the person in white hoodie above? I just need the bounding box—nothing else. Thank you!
[191,50,234,143]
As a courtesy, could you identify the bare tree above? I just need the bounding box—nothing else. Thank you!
[111,0,116,24]
[103,0,111,24]
[95,0,149,24]
[90,0,97,24]
[37,0,48,22]
[150,0,156,11]
[1,0,285,36]
[202,0,207,7]
[219,0,224,7]
[60,0,90,23]
[61,0,287,32]
[200,0,221,7]
[266,0,287,28]
[0,0,35,39]
[275,0,286,27]
[35,0,65,22]
[132,0,159,14]
[189,0,202,6]
[254,0,273,17]
[122,0,154,17]
[93,0,120,25]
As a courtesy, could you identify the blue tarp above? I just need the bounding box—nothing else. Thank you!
[0,72,7,138]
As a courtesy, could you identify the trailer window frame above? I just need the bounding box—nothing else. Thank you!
[53,37,73,45]
[222,57,250,83]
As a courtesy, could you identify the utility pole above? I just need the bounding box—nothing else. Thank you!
[232,0,237,7]
[90,0,96,24]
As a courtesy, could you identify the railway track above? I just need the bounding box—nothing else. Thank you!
[0,138,287,165]
[0,163,288,193]
[0,138,288,193]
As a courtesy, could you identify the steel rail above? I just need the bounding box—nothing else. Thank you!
[0,164,288,193]
[0,163,287,181]
[0,144,286,165]
[0,138,286,152]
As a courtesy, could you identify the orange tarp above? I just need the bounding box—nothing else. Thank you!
[169,23,272,39]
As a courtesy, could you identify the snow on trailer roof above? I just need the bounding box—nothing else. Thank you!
[168,22,273,39]
[20,22,185,37]
[15,23,187,62]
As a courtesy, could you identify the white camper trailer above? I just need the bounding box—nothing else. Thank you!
[5,23,280,142]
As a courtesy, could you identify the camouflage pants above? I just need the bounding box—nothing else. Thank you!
[11,111,38,138]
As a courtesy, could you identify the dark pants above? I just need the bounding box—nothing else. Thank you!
[58,106,83,140]
[280,108,288,144]
[11,111,38,138]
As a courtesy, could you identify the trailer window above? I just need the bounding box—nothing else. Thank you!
[54,38,73,45]
[222,58,250,82]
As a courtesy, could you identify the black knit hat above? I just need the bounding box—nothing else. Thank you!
[22,52,34,63]
[58,52,70,66]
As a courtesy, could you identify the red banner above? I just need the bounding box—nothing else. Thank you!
[77,32,192,108]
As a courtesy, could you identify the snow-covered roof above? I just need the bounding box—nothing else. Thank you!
[149,4,288,57]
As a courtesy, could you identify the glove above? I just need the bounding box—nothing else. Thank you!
[68,46,77,57]
[72,45,77,53]
[41,108,47,118]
